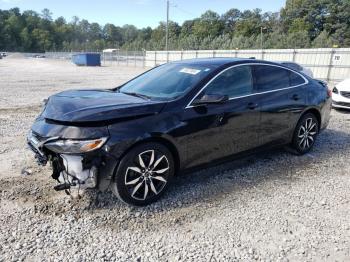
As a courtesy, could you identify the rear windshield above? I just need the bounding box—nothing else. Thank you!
[119,63,217,100]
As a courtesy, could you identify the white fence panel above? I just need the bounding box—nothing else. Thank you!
[145,48,350,82]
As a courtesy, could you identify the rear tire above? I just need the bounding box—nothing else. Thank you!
[291,113,319,155]
[111,142,175,206]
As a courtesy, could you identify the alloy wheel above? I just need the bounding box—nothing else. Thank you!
[125,150,169,201]
[297,118,318,151]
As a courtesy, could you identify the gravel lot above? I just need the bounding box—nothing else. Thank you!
[0,55,349,261]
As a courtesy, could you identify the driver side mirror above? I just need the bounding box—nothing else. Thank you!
[192,94,229,106]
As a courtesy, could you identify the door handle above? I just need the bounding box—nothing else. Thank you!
[292,94,300,101]
[247,102,258,110]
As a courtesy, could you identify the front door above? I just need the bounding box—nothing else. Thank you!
[181,65,261,168]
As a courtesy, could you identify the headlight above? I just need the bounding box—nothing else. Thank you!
[45,137,108,154]
[332,86,339,94]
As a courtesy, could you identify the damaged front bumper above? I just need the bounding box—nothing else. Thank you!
[56,154,98,190]
[27,130,118,195]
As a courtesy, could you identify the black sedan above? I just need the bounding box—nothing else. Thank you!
[27,58,332,206]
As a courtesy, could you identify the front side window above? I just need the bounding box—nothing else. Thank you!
[201,65,253,98]
[119,63,217,100]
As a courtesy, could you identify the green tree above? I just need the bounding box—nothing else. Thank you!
[234,9,262,37]
[0,2,349,52]
[312,30,332,47]
[286,30,310,48]
[221,8,241,35]
[193,11,224,38]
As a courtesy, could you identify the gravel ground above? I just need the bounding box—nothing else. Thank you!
[0,55,349,262]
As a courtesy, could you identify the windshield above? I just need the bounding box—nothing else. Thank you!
[118,63,217,100]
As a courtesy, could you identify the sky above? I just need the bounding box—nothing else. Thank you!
[0,0,286,28]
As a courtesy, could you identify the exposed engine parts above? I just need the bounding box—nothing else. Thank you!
[51,154,98,195]
[60,155,97,188]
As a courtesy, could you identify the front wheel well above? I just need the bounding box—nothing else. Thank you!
[117,137,181,176]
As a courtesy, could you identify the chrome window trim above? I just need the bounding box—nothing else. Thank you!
[185,63,309,109]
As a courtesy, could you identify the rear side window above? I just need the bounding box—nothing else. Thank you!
[254,65,306,92]
[203,65,253,98]
[290,71,305,86]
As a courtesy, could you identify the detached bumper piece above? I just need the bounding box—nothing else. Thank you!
[54,183,71,192]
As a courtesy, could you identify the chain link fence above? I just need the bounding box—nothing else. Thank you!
[101,50,146,67]
[44,51,146,67]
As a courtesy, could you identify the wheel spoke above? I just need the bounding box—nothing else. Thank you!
[153,167,169,174]
[149,179,158,194]
[138,154,146,168]
[299,137,305,146]
[309,131,317,135]
[153,155,165,169]
[131,181,144,197]
[306,137,309,148]
[302,138,307,149]
[152,176,167,183]
[126,177,141,185]
[308,119,313,129]
[128,167,142,173]
[308,123,316,131]
[143,183,149,200]
[149,150,155,167]
[298,127,305,138]
[308,136,314,142]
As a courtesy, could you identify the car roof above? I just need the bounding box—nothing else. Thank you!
[172,57,282,68]
[279,61,298,65]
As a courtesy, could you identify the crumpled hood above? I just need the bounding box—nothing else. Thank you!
[42,89,166,123]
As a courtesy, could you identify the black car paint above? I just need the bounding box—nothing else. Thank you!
[42,89,167,123]
[29,58,332,191]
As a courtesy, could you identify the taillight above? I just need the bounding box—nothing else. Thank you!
[318,80,331,97]
[327,88,332,97]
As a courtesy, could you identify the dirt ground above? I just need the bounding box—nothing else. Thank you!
[0,55,349,261]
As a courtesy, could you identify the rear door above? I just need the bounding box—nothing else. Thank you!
[252,64,308,145]
[181,65,261,168]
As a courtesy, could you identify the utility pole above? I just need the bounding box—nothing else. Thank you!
[260,27,266,50]
[166,0,169,52]
[260,26,263,50]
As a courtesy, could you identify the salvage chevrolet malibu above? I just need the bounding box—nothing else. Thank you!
[27,58,332,206]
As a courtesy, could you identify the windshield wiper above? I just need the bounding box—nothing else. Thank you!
[121,92,152,100]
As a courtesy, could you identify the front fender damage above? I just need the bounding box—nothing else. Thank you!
[44,150,118,196]
[27,124,118,196]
